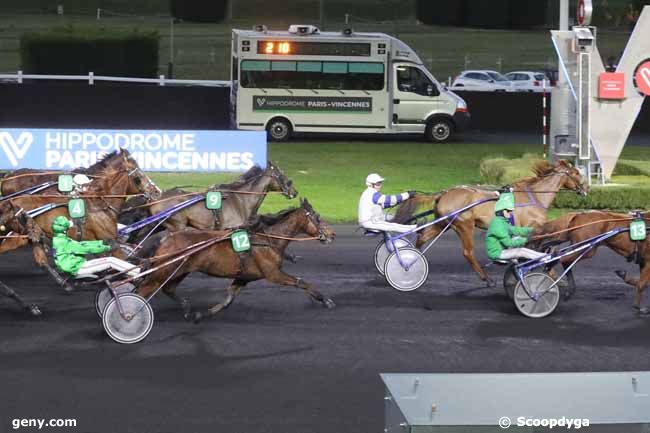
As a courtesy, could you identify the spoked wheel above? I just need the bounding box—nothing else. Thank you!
[384,247,429,292]
[374,238,413,275]
[513,272,560,318]
[95,282,135,318]
[102,293,154,344]
[504,265,575,301]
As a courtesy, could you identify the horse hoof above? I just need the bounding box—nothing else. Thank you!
[192,312,204,324]
[323,298,336,309]
[562,289,574,302]
[614,269,626,280]
[486,278,496,288]
[634,306,650,315]
[62,284,75,294]
[28,305,42,317]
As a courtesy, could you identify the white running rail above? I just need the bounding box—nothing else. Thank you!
[0,71,230,87]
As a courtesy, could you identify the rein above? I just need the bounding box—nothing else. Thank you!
[0,171,105,182]
[253,233,320,241]
[122,189,287,211]
[530,217,645,240]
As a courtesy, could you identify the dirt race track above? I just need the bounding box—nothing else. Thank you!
[1,226,649,433]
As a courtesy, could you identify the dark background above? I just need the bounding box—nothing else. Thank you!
[1,83,648,134]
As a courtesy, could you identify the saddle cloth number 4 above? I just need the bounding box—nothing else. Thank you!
[630,220,646,241]
[68,199,86,219]
[231,230,251,252]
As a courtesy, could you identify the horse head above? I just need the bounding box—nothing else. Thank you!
[300,198,335,244]
[118,149,162,200]
[0,202,42,243]
[266,161,298,199]
[554,160,589,196]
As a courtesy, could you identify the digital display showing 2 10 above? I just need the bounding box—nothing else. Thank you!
[257,41,371,56]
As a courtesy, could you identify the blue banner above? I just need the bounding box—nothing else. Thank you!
[0,128,267,172]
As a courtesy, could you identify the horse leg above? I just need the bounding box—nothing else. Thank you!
[263,269,335,309]
[161,276,192,318]
[190,280,247,323]
[415,224,443,249]
[614,263,650,314]
[0,280,41,316]
[453,222,493,286]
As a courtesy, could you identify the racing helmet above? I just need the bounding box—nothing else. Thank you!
[73,174,92,186]
[52,215,72,234]
[365,173,385,187]
[494,192,515,213]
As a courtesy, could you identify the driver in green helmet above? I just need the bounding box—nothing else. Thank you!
[51,215,141,278]
[485,192,546,261]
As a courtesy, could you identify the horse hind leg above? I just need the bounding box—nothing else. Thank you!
[0,280,41,316]
[192,280,247,323]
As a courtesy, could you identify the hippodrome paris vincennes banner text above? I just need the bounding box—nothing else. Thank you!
[0,128,267,172]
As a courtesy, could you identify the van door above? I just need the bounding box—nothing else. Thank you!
[392,64,439,129]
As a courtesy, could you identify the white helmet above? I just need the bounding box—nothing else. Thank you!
[73,174,92,186]
[365,173,385,186]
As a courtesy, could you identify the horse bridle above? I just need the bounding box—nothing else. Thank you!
[304,209,328,242]
[267,165,296,198]
[122,154,161,199]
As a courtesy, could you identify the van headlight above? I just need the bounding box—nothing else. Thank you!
[456,99,468,112]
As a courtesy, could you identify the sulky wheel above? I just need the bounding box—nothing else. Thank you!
[384,247,429,292]
[513,272,560,318]
[102,293,154,344]
[505,265,575,301]
[374,238,413,275]
[95,282,135,318]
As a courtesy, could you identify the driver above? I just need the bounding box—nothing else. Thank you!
[358,173,417,233]
[51,215,141,278]
[485,192,546,261]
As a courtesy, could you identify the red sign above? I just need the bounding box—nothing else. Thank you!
[577,0,593,26]
[599,72,625,99]
[634,60,650,96]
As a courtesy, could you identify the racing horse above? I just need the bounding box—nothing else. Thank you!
[118,162,298,240]
[135,198,335,322]
[394,160,588,286]
[0,151,159,288]
[0,148,160,198]
[0,209,47,315]
[533,210,650,313]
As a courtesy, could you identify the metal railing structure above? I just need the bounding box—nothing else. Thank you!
[0,71,230,87]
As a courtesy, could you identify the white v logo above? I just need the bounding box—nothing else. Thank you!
[0,132,34,167]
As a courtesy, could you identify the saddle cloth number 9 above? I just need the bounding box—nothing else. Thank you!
[630,220,646,241]
[231,230,251,252]
[205,191,222,210]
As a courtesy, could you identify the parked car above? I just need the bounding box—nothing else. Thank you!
[451,70,514,92]
[504,71,551,92]
[536,68,559,86]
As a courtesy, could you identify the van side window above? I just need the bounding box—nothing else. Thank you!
[397,66,438,96]
[240,60,384,90]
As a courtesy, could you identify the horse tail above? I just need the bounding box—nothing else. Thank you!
[135,231,171,260]
[393,191,444,224]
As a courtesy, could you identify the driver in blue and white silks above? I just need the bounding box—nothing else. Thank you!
[358,173,417,233]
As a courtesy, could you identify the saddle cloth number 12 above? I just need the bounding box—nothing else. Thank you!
[231,230,251,252]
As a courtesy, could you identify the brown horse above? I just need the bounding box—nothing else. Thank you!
[135,198,335,322]
[394,160,588,286]
[0,152,158,288]
[0,210,48,315]
[534,210,650,313]
[119,162,298,240]
[0,148,161,198]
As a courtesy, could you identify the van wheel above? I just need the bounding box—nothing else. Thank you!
[267,118,292,142]
[425,118,453,143]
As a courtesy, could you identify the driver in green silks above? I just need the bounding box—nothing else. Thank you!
[52,215,140,277]
[485,192,546,261]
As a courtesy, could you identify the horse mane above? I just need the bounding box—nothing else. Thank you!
[248,207,298,230]
[512,160,558,186]
[214,165,263,190]
[79,150,120,175]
